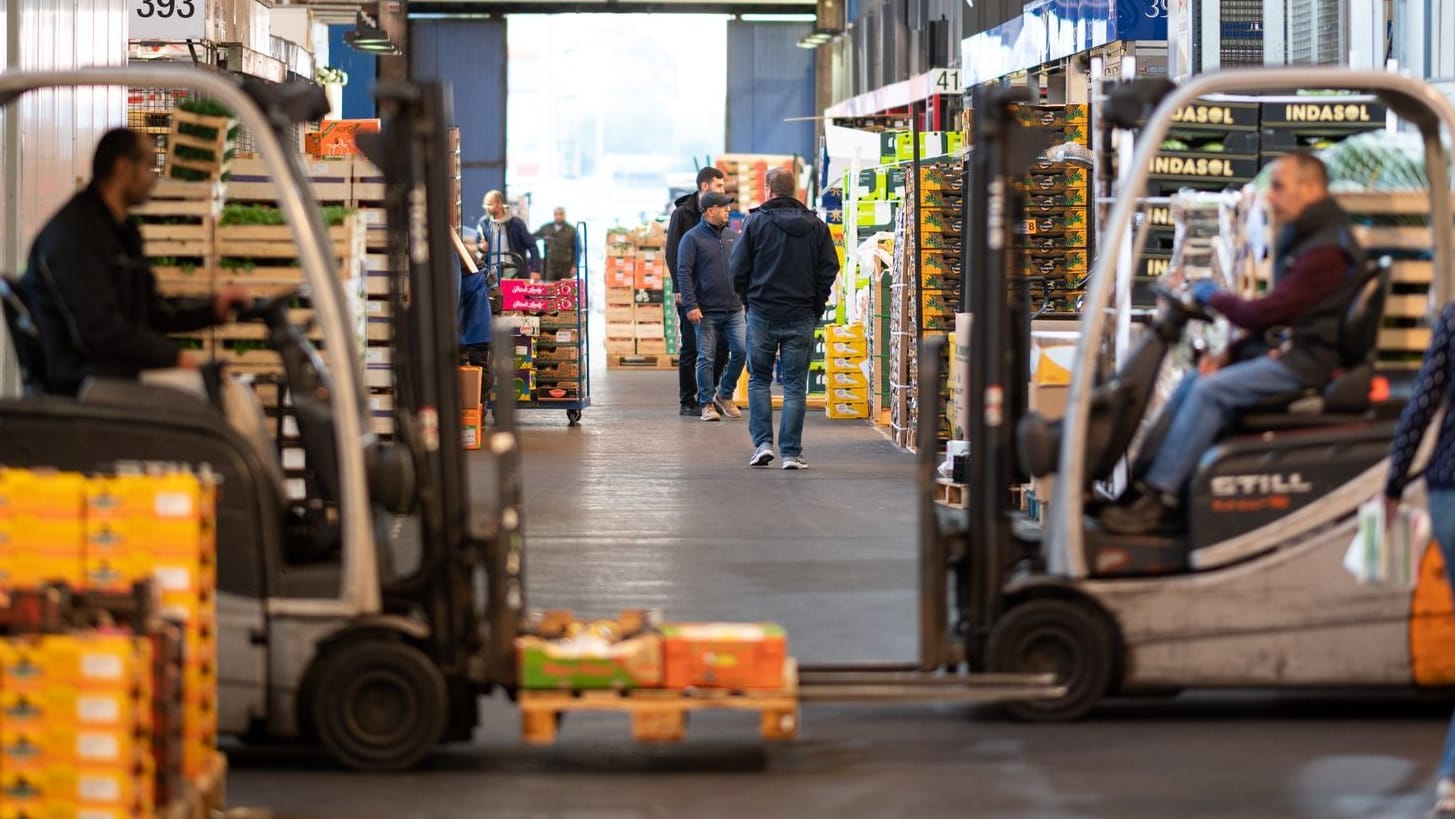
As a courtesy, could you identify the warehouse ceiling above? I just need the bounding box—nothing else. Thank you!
[295,0,812,21]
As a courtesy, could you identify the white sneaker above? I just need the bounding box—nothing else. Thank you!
[781,456,808,470]
[749,444,774,467]
[701,404,721,422]
[1428,779,1455,819]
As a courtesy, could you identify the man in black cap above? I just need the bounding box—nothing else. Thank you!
[677,191,746,422]
[665,166,729,415]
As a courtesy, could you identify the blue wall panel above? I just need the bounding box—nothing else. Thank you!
[411,18,508,229]
[726,22,815,160]
[326,25,378,119]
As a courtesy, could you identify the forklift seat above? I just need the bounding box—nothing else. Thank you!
[0,276,46,394]
[1234,257,1390,432]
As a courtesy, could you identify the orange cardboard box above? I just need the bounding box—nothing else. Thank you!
[308,119,382,158]
[661,622,787,690]
[634,269,664,290]
[461,407,483,451]
[0,469,86,520]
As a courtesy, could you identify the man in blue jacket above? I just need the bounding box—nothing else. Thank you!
[476,190,540,279]
[731,168,839,469]
[666,167,729,415]
[678,191,746,422]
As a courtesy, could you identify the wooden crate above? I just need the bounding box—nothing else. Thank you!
[138,180,223,299]
[352,157,386,203]
[518,659,799,745]
[214,213,367,297]
[225,156,353,204]
[164,110,236,181]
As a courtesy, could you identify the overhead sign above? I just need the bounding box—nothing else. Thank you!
[130,0,205,41]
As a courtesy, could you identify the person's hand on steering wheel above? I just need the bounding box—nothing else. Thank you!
[214,283,251,321]
[1190,279,1221,308]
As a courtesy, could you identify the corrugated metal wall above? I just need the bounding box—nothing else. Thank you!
[725,21,815,159]
[2,0,127,271]
[411,18,507,222]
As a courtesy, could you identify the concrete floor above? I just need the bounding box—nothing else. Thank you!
[227,364,1451,819]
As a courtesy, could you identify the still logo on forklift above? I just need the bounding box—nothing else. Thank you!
[1210,473,1314,496]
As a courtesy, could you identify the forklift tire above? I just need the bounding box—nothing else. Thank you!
[309,640,449,771]
[986,598,1116,722]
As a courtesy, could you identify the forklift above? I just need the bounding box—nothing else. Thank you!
[0,67,1072,770]
[951,68,1455,721]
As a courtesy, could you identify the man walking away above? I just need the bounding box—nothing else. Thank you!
[666,166,729,416]
[731,167,839,469]
[677,192,746,422]
[534,207,578,282]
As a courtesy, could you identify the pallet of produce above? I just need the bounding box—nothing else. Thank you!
[214,205,366,296]
[163,100,238,182]
[226,156,353,205]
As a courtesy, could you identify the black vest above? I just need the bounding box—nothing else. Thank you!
[1269,197,1365,386]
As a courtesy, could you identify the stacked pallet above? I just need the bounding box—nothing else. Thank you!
[823,324,870,419]
[134,180,226,362]
[499,280,586,406]
[350,157,399,439]
[0,468,224,818]
[604,227,674,368]
[1010,104,1092,312]
[715,154,804,212]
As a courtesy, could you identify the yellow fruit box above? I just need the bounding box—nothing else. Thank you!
[0,470,86,520]
[825,356,868,374]
[84,473,215,525]
[827,369,869,389]
[829,387,870,403]
[824,323,865,341]
[826,338,868,358]
[73,766,151,809]
[826,400,870,420]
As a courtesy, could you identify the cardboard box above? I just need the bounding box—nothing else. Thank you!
[458,366,483,410]
[826,338,868,358]
[516,633,663,690]
[661,623,786,690]
[461,408,482,450]
[306,119,381,159]
[826,400,869,420]
[827,368,868,388]
[634,269,664,290]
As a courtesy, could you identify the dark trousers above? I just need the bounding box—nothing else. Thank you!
[677,301,727,408]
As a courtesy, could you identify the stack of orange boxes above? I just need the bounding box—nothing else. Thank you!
[84,473,218,780]
[605,229,638,359]
[632,238,667,356]
[0,633,157,817]
[0,469,87,590]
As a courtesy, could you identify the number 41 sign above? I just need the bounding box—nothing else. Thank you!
[131,0,204,41]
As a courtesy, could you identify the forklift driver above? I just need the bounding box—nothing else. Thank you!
[19,128,248,396]
[1100,151,1365,535]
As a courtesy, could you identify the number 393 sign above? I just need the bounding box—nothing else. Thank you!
[130,0,204,41]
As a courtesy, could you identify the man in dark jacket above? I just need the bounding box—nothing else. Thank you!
[20,128,247,396]
[730,167,839,470]
[533,207,578,282]
[1101,151,1365,534]
[666,166,728,415]
[477,190,540,280]
[678,192,746,422]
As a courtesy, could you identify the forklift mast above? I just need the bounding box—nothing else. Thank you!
[354,83,512,694]
[960,87,1053,664]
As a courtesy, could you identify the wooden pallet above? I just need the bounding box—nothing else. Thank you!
[518,660,799,745]
[607,354,679,370]
[162,751,227,819]
[935,478,968,509]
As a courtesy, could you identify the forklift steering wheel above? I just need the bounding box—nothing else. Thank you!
[235,288,304,327]
[1152,284,1214,324]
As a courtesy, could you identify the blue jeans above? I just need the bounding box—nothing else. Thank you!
[747,313,815,457]
[1431,488,1455,779]
[695,310,747,407]
[1143,356,1304,494]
